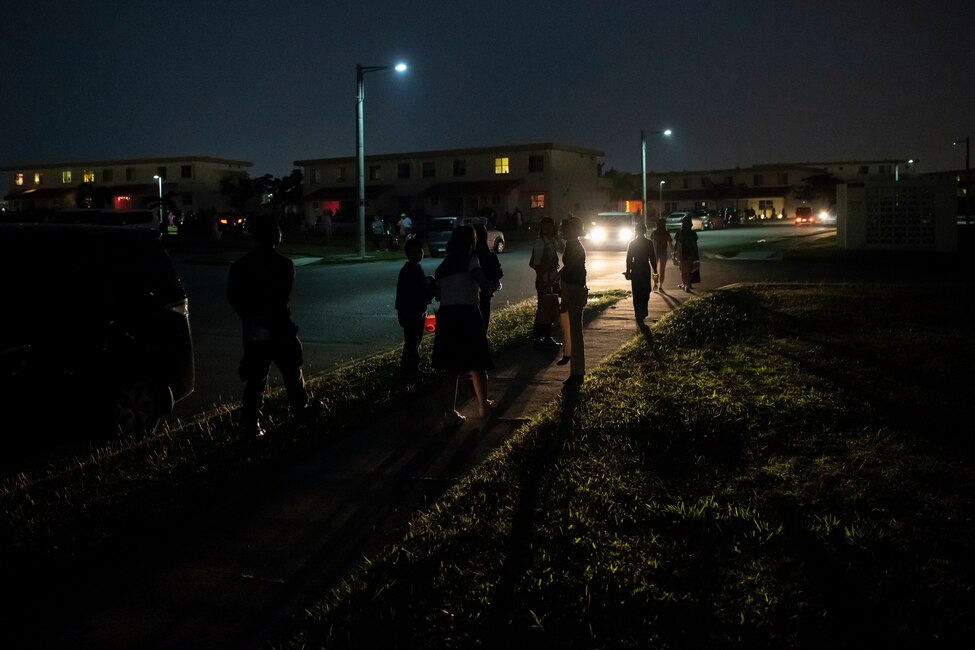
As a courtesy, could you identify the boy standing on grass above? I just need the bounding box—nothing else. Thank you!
[396,237,434,376]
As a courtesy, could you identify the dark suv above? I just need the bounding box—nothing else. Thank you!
[0,224,194,445]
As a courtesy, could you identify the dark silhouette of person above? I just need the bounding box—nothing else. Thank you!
[472,222,503,330]
[673,214,701,292]
[227,214,321,438]
[557,216,588,385]
[624,221,658,321]
[395,237,434,376]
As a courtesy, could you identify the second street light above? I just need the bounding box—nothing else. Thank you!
[641,128,672,227]
[356,61,408,259]
[152,174,164,234]
[659,180,665,222]
[954,137,970,225]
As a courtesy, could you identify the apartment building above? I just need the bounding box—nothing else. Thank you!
[2,156,252,214]
[294,142,611,228]
[641,159,919,220]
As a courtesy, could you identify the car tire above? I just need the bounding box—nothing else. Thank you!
[493,237,505,254]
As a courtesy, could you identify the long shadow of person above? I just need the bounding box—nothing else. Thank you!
[484,385,584,639]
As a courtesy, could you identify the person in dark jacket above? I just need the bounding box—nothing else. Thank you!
[227,214,321,439]
[472,222,503,331]
[557,216,588,386]
[623,221,658,321]
[395,237,434,376]
[673,215,701,292]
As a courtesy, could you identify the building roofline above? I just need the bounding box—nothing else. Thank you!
[294,142,605,166]
[646,159,916,176]
[1,155,253,171]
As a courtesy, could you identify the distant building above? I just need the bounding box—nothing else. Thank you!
[641,159,921,221]
[2,156,252,214]
[294,142,611,229]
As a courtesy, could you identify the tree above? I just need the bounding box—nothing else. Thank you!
[793,172,839,208]
[603,168,638,206]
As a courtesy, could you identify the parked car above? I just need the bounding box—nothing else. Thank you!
[1,224,194,447]
[665,211,713,231]
[794,206,815,225]
[425,216,505,257]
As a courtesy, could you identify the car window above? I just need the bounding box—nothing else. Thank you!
[429,220,455,232]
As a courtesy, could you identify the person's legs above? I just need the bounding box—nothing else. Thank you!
[632,278,650,320]
[444,372,465,426]
[470,369,494,416]
[401,315,424,374]
[658,257,668,287]
[562,283,587,378]
[274,335,314,419]
[680,257,691,289]
[239,340,273,436]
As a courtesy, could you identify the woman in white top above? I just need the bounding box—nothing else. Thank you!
[432,225,497,428]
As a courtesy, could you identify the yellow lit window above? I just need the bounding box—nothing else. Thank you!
[34,173,44,185]
[14,173,23,186]
[495,157,510,174]
[530,193,545,208]
[62,171,73,184]
[83,170,95,183]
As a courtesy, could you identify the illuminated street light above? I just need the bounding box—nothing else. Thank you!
[659,180,665,222]
[895,158,916,182]
[641,129,672,227]
[356,61,408,259]
[152,174,164,234]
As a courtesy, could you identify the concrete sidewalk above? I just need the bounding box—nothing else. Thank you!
[10,286,695,650]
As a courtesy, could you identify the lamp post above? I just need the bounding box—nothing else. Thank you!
[356,61,408,259]
[152,174,164,234]
[641,129,672,227]
[954,137,971,224]
[659,180,665,222]
[894,158,915,182]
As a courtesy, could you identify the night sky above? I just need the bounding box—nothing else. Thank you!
[2,0,973,178]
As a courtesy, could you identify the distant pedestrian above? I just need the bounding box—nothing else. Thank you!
[529,217,565,351]
[322,208,334,242]
[397,213,413,238]
[227,214,322,439]
[624,222,657,322]
[395,237,434,376]
[650,218,673,290]
[432,225,497,428]
[371,215,386,250]
[473,222,503,331]
[557,216,588,386]
[673,215,700,292]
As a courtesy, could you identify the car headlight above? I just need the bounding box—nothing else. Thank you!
[618,227,632,242]
[589,226,607,243]
[818,211,828,222]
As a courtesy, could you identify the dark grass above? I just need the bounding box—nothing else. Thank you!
[281,283,975,649]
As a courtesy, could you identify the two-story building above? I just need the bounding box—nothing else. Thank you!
[634,159,920,220]
[2,156,252,215]
[294,142,611,229]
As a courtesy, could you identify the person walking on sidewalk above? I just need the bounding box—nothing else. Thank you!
[395,237,434,376]
[227,214,322,439]
[432,225,497,428]
[528,216,564,351]
[473,222,503,331]
[557,216,588,386]
[623,221,657,321]
[673,214,700,292]
[650,218,673,291]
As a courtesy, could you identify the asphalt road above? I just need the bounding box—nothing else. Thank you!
[168,222,829,420]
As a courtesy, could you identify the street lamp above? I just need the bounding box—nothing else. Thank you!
[954,137,971,224]
[356,61,408,259]
[152,174,164,234]
[894,158,915,182]
[659,180,665,221]
[641,129,672,227]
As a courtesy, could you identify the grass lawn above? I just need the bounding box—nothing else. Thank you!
[281,282,975,649]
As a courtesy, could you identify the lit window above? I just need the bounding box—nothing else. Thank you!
[62,171,72,184]
[495,157,510,174]
[14,173,23,186]
[83,170,95,183]
[530,193,545,209]
[34,173,44,185]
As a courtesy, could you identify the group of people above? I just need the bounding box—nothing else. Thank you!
[226,212,699,438]
[623,214,700,320]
